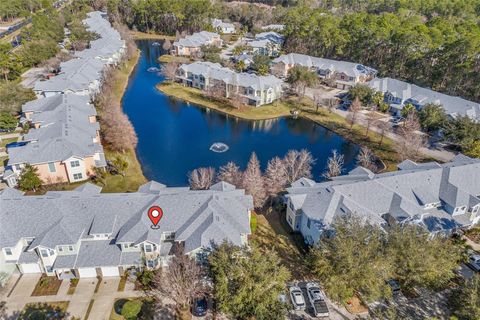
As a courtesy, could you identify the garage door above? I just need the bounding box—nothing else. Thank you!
[101,266,120,277]
[20,263,41,274]
[77,268,97,278]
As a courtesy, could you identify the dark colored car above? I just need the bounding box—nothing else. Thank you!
[192,296,208,317]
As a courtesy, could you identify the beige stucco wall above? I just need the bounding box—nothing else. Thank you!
[35,162,69,184]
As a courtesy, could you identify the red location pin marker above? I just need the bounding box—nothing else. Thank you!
[148,206,163,229]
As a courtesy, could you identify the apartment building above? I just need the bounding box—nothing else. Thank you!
[172,31,223,57]
[368,77,480,122]
[286,155,480,245]
[6,94,105,186]
[176,61,283,106]
[0,181,253,278]
[271,53,377,90]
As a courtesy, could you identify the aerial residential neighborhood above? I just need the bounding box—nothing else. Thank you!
[0,1,479,320]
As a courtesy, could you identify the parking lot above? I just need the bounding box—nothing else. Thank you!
[287,282,362,320]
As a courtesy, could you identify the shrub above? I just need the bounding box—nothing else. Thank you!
[121,300,142,320]
[70,278,79,286]
[136,270,154,288]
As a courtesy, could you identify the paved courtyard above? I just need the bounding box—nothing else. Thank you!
[1,274,143,319]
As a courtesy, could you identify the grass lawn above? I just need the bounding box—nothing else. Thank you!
[19,301,69,320]
[110,298,156,320]
[101,149,147,193]
[157,82,292,120]
[250,212,258,233]
[67,279,78,295]
[31,275,63,296]
[130,30,175,41]
[0,137,18,149]
[117,275,127,292]
[157,82,405,170]
[251,207,311,280]
[158,54,191,63]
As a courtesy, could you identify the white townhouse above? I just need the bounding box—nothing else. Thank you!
[0,181,253,279]
[286,155,480,246]
[172,31,223,57]
[33,11,126,98]
[272,53,377,90]
[247,31,284,57]
[176,61,284,107]
[368,77,480,122]
[211,19,235,34]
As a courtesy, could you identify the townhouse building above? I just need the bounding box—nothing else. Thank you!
[247,31,284,57]
[368,77,480,122]
[271,53,377,90]
[286,155,480,245]
[211,19,235,34]
[0,181,252,279]
[172,31,223,57]
[6,94,106,186]
[176,61,283,107]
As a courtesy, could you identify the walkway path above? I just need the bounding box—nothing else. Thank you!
[1,275,143,319]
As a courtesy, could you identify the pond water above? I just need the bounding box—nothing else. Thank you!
[121,40,360,186]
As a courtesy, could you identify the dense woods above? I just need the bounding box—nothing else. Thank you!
[0,0,53,22]
[282,4,480,103]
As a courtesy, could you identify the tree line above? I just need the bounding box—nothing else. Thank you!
[282,5,480,103]
[0,0,53,22]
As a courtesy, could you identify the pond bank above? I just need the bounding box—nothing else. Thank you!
[156,82,401,170]
[100,49,148,193]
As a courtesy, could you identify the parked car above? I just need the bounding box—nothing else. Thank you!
[386,279,401,294]
[467,254,480,272]
[306,282,329,317]
[389,116,404,125]
[289,285,306,310]
[192,296,208,317]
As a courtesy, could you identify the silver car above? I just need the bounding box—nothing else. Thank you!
[468,254,480,272]
[289,285,306,310]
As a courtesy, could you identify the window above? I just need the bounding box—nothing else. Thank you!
[164,233,175,241]
[287,216,292,224]
[68,246,74,251]
[40,249,49,258]
[147,260,155,268]
[58,246,63,252]
[73,173,83,180]
[144,244,153,253]
[48,162,56,173]
[4,248,12,256]
[70,160,80,167]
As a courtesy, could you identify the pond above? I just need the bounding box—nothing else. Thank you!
[121,40,360,186]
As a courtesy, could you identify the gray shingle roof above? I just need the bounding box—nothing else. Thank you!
[0,182,253,257]
[173,31,220,48]
[368,77,480,121]
[273,53,377,78]
[287,155,480,233]
[179,61,283,91]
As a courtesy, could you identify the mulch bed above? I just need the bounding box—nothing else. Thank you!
[31,275,63,296]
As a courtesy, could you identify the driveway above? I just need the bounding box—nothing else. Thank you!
[1,275,143,319]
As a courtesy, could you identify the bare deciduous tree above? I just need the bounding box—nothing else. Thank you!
[101,104,138,152]
[375,119,391,146]
[396,115,426,161]
[189,167,215,190]
[322,97,337,113]
[347,97,362,129]
[264,157,288,198]
[283,149,315,184]
[151,255,208,314]
[162,39,172,51]
[161,61,179,81]
[323,150,344,179]
[356,147,376,171]
[217,162,242,187]
[365,105,377,137]
[205,81,224,100]
[242,152,266,208]
[229,91,244,109]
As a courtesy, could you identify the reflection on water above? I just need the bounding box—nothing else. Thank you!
[121,40,360,186]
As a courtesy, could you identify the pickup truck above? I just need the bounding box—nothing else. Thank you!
[306,282,329,317]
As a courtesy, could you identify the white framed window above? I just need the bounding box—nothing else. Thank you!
[68,245,74,251]
[40,249,49,257]
[58,246,63,253]
[70,160,80,168]
[73,173,83,180]
[4,248,12,256]
[164,232,175,241]
[48,162,56,172]
[144,244,153,253]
